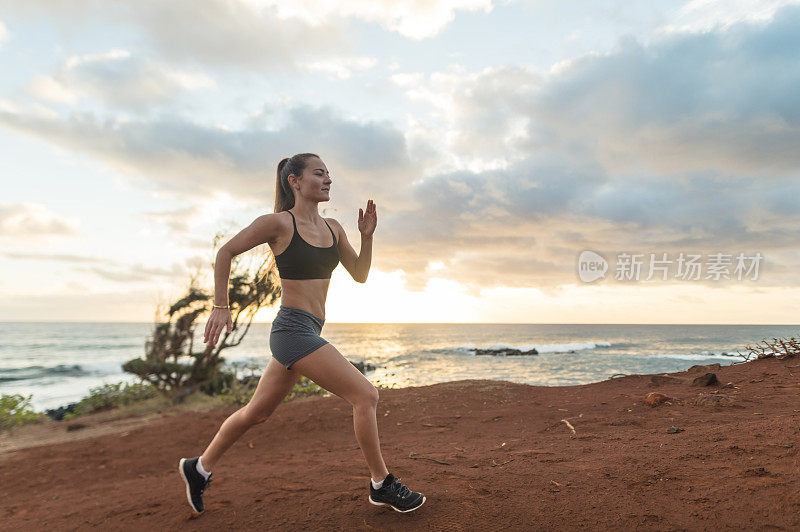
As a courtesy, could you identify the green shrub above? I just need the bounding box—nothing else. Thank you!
[216,361,328,407]
[215,362,260,406]
[283,376,327,402]
[0,393,43,431]
[198,368,236,396]
[64,381,159,419]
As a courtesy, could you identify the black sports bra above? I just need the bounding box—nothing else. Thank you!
[274,210,340,280]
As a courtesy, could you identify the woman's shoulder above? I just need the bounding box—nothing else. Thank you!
[265,210,294,225]
[323,216,344,239]
[254,211,293,239]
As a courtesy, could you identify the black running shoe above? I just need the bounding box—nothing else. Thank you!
[179,457,213,513]
[369,473,426,513]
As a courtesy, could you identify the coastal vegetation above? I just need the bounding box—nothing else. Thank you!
[122,232,281,402]
[0,393,43,431]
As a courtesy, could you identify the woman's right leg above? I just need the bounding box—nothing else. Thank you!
[289,343,389,482]
[200,356,302,470]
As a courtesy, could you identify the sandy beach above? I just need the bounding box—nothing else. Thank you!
[2,355,799,530]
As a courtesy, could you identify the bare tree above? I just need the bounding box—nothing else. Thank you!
[735,336,800,362]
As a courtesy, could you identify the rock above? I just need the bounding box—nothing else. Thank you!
[688,363,722,372]
[666,426,684,434]
[239,375,260,386]
[350,360,377,373]
[474,348,539,356]
[649,375,684,386]
[45,402,79,421]
[691,373,719,386]
[722,382,735,389]
[645,392,672,407]
[692,393,734,407]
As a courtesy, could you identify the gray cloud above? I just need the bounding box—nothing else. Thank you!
[0,103,415,207]
[379,157,799,290]
[376,5,800,289]
[410,4,800,176]
[127,1,352,71]
[531,4,800,176]
[27,50,215,111]
[0,202,79,238]
[0,0,352,71]
[4,2,800,294]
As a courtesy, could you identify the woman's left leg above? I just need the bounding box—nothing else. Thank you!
[290,342,389,481]
[200,356,303,470]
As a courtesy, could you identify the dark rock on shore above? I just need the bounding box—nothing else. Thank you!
[474,348,539,356]
[691,373,719,386]
[45,402,79,421]
[350,360,376,373]
[688,363,722,372]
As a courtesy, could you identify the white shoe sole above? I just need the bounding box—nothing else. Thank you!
[179,458,202,513]
[369,494,426,513]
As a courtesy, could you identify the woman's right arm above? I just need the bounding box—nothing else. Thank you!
[204,214,282,345]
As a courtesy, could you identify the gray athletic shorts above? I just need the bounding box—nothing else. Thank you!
[269,305,329,370]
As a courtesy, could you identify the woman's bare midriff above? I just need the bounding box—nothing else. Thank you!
[277,278,330,321]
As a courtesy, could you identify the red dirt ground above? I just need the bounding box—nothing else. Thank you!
[2,356,800,530]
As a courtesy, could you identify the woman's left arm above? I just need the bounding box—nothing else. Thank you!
[328,199,376,283]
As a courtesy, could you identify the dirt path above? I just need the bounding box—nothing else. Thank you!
[1,356,799,530]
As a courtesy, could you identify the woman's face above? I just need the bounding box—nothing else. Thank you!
[299,157,332,202]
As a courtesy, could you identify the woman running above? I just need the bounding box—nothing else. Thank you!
[179,153,426,515]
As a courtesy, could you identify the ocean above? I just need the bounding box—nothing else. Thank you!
[1,322,797,412]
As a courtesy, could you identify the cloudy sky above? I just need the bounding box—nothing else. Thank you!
[1,0,799,324]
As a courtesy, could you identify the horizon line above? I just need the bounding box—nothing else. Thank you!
[1,321,799,326]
